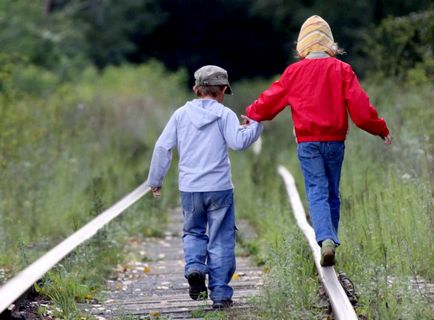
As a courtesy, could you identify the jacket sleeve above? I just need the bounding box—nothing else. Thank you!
[147,113,178,187]
[222,109,264,151]
[344,66,389,137]
[245,71,289,121]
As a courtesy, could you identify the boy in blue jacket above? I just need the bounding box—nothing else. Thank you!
[147,65,263,309]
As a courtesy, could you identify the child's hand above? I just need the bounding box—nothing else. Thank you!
[381,133,392,145]
[240,115,251,127]
[151,187,161,199]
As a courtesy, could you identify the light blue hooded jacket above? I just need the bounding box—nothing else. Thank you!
[147,99,263,192]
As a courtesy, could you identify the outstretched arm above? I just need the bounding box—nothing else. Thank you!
[245,72,289,122]
[344,66,391,142]
[147,113,178,197]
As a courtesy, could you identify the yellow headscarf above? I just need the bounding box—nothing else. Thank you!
[296,15,338,58]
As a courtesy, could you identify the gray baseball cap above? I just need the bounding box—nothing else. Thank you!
[194,65,233,95]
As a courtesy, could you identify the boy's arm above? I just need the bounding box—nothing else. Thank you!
[223,110,263,151]
[147,113,178,193]
[344,67,390,139]
[245,71,289,121]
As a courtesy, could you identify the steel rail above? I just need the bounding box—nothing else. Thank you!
[0,181,150,313]
[278,165,358,320]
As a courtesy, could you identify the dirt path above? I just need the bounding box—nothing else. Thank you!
[83,208,263,319]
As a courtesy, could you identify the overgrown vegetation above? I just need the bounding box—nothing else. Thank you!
[226,76,433,319]
[0,61,186,317]
[2,67,431,319]
[362,10,434,84]
[0,1,432,319]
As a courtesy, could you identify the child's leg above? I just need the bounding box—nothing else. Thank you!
[181,192,209,277]
[324,142,345,236]
[297,142,339,245]
[205,190,236,302]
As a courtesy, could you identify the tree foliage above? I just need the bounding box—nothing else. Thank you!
[0,0,432,84]
[0,1,87,74]
[363,11,434,83]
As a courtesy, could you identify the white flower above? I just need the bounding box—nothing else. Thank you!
[401,173,411,181]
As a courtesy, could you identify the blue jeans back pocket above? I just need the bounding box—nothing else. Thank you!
[181,192,194,213]
[208,190,233,211]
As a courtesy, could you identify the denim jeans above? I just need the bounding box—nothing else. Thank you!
[297,142,345,245]
[180,189,236,302]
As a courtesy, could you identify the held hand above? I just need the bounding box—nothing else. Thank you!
[381,133,392,145]
[151,187,161,199]
[240,115,251,127]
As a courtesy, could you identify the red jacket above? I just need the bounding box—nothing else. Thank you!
[245,57,389,143]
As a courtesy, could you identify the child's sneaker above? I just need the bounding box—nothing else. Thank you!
[212,299,233,309]
[187,271,208,300]
[320,239,336,266]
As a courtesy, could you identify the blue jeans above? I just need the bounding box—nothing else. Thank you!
[297,142,345,245]
[180,189,236,302]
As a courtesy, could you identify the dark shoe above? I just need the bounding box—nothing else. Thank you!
[187,271,207,300]
[320,239,336,266]
[212,299,233,310]
[338,272,358,305]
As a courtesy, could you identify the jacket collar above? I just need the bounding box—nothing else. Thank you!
[306,51,330,59]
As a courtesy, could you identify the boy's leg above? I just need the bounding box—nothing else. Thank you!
[181,192,209,278]
[205,190,236,303]
[297,142,339,245]
[324,142,345,240]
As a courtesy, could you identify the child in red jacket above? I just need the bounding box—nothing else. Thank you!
[245,15,392,266]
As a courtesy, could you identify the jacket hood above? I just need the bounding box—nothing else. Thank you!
[184,99,223,129]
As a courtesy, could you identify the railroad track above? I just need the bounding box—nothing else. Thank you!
[0,182,151,317]
[0,167,356,319]
[1,163,431,319]
[81,209,263,319]
[278,166,358,320]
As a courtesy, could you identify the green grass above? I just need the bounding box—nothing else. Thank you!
[227,79,433,319]
[0,61,187,317]
[1,61,432,319]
